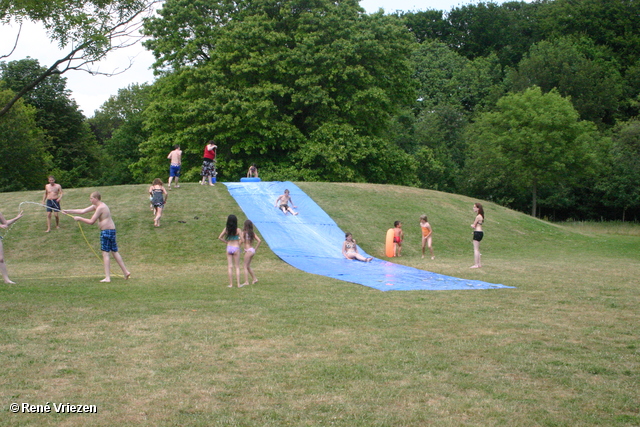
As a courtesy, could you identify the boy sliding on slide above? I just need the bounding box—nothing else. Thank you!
[64,192,131,282]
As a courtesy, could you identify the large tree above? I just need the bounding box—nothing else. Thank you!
[89,84,151,185]
[0,86,49,191]
[137,0,417,184]
[507,36,624,127]
[0,0,159,116]
[596,119,640,221]
[1,58,102,187]
[464,86,600,217]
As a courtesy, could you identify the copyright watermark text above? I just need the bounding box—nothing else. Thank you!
[10,402,97,414]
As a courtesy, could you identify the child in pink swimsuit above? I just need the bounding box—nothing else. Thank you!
[218,214,243,288]
[241,219,262,286]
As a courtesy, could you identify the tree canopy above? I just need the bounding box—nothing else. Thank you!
[137,0,417,183]
[464,87,599,216]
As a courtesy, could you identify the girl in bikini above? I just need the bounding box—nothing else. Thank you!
[241,219,262,287]
[149,178,168,227]
[470,203,484,268]
[419,214,435,259]
[218,214,244,287]
[342,232,372,262]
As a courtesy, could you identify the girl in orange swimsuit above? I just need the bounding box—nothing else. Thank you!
[419,214,435,259]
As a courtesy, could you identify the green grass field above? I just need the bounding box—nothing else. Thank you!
[1,182,638,426]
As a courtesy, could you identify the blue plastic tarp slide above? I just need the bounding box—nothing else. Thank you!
[225,181,513,291]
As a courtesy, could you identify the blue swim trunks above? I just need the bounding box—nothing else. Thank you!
[46,199,61,212]
[100,229,119,252]
[169,164,181,177]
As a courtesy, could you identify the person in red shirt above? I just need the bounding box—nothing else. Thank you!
[200,141,217,186]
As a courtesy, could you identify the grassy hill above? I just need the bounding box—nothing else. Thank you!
[0,182,638,426]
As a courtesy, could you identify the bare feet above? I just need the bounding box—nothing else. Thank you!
[124,272,131,280]
[100,278,111,283]
[240,282,248,288]
[470,265,480,269]
[4,280,16,284]
[366,257,373,262]
[251,279,258,284]
[431,256,435,260]
[227,284,233,288]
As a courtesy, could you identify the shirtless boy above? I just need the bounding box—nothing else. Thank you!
[167,145,182,189]
[393,220,404,257]
[274,189,298,215]
[64,192,131,282]
[42,175,62,232]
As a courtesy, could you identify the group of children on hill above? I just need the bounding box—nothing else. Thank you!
[342,215,435,263]
[0,165,485,285]
[344,202,485,269]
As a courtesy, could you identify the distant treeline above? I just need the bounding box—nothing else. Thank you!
[1,0,639,221]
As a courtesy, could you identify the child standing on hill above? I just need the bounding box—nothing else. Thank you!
[241,219,261,286]
[64,192,131,282]
[167,144,182,189]
[393,220,404,257]
[419,214,435,259]
[218,214,244,288]
[149,178,168,227]
[43,175,62,232]
[470,203,484,269]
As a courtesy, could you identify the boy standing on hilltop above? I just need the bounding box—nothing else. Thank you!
[42,175,62,232]
[167,145,182,189]
[64,192,131,283]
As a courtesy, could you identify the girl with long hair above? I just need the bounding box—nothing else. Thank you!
[218,214,243,287]
[470,202,484,268]
[241,219,261,286]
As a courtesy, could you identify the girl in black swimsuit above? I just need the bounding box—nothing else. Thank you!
[470,202,484,268]
[149,178,168,227]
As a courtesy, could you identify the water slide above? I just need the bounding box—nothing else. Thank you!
[225,182,513,291]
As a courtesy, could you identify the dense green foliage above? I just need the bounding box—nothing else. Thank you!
[0,87,49,191]
[136,0,417,184]
[0,59,102,188]
[464,87,601,216]
[2,0,640,220]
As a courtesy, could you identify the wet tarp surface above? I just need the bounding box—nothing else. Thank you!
[225,181,513,291]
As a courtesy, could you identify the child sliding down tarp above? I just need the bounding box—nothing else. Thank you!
[224,181,513,291]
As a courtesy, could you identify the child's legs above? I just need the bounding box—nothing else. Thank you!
[112,251,129,275]
[102,251,111,279]
[226,252,234,285]
[473,240,481,265]
[421,236,427,255]
[427,236,434,256]
[0,242,11,282]
[154,206,163,221]
[243,252,255,282]
[232,251,241,285]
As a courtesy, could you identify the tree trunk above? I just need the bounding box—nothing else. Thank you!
[531,183,537,217]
